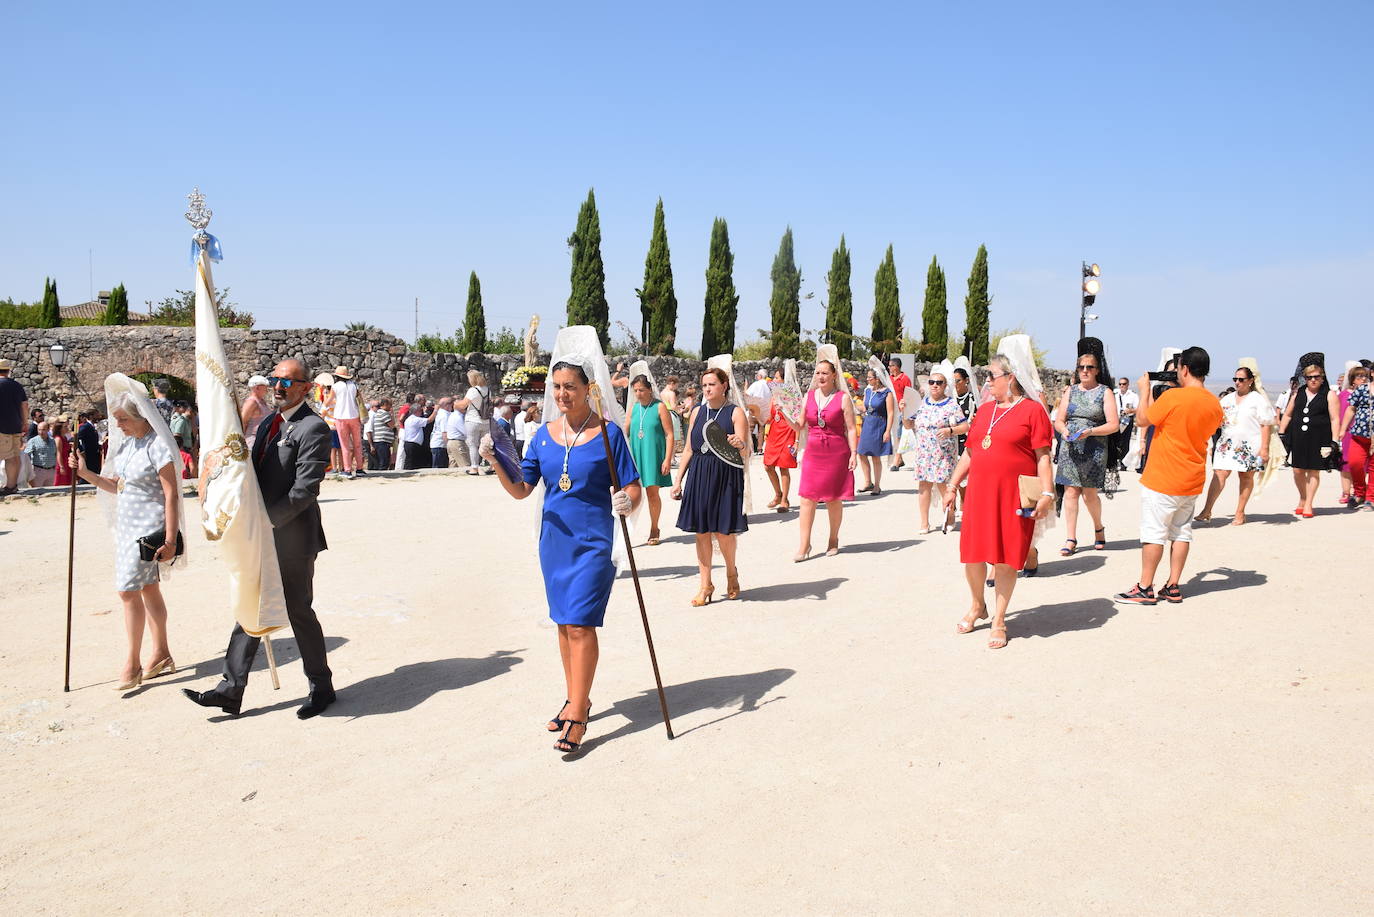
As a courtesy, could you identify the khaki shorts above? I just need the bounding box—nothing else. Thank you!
[0,433,22,462]
[1139,484,1198,545]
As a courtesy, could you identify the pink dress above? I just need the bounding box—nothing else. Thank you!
[799,389,854,502]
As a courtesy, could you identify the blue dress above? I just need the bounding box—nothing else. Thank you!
[857,387,894,456]
[677,403,748,535]
[521,421,640,627]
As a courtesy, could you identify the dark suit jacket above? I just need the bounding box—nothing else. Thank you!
[252,404,330,557]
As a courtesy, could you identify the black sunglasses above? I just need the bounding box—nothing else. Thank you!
[1305,374,1324,380]
[929,379,947,386]
[1232,376,1251,383]
[1077,364,1098,371]
[267,376,303,388]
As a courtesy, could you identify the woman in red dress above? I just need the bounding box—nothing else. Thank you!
[52,418,74,487]
[762,401,798,512]
[943,349,1054,649]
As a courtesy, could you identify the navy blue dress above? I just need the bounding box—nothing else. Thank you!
[677,403,748,535]
[857,387,894,456]
[522,421,640,627]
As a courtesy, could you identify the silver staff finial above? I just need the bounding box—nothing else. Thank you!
[185,187,213,245]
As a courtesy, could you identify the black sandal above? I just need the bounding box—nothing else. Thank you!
[1093,527,1106,550]
[555,718,588,754]
[547,699,590,732]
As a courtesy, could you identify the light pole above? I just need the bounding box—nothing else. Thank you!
[48,342,70,415]
[1079,262,1101,341]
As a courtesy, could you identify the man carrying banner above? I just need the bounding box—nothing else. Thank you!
[184,357,337,719]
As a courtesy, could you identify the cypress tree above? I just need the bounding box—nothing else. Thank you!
[636,199,679,355]
[871,245,900,353]
[768,227,801,358]
[963,244,990,364]
[921,256,947,356]
[462,271,486,352]
[104,283,129,325]
[824,235,853,358]
[702,217,739,356]
[566,188,609,348]
[39,277,61,328]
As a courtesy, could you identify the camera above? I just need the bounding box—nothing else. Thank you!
[1147,370,1178,384]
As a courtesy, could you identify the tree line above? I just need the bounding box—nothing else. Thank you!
[562,188,992,362]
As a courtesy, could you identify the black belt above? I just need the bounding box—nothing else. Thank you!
[34,464,55,469]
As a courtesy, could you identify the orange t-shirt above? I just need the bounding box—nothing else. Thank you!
[1141,386,1224,496]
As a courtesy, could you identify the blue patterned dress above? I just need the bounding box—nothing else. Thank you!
[111,433,177,592]
[521,421,640,627]
[1055,384,1108,488]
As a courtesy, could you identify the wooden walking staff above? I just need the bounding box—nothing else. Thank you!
[63,466,77,692]
[263,634,281,690]
[590,386,674,739]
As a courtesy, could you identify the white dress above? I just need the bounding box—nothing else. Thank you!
[112,433,176,592]
[1214,390,1275,472]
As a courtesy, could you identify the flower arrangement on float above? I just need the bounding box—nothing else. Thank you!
[501,365,547,391]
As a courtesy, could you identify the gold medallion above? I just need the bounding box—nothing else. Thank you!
[981,435,992,449]
[637,430,644,440]
[558,473,572,492]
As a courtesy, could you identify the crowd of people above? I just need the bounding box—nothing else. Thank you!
[7,335,1370,757]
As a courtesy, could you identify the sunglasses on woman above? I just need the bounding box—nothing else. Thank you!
[1232,376,1251,383]
[1076,364,1098,372]
[1305,374,1324,380]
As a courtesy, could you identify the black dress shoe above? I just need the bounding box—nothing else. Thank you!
[182,688,242,716]
[297,689,337,720]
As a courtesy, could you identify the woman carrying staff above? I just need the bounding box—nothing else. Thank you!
[906,362,967,533]
[482,338,640,756]
[794,359,857,560]
[1053,345,1120,553]
[856,365,896,496]
[1197,363,1275,525]
[672,368,749,604]
[625,374,675,545]
[1278,352,1341,517]
[68,374,186,690]
[944,342,1054,649]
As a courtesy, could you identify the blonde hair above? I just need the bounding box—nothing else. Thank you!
[467,369,486,387]
[988,354,1026,397]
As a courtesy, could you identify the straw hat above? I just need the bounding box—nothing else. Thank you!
[333,365,353,379]
[0,358,13,371]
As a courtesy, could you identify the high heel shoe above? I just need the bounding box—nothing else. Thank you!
[555,718,588,755]
[793,545,812,563]
[691,585,715,606]
[144,656,176,679]
[115,669,143,691]
[825,539,840,556]
[726,569,740,600]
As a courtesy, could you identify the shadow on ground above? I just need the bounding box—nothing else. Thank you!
[744,577,847,602]
[1006,598,1117,639]
[841,538,921,554]
[1183,567,1266,597]
[578,667,796,755]
[1036,554,1108,577]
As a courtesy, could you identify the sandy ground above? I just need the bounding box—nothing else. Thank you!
[0,457,1370,916]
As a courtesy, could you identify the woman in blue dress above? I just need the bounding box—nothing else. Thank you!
[856,367,896,496]
[484,358,641,756]
[671,368,749,606]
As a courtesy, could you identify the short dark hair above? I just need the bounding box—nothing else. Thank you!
[631,374,652,389]
[1178,346,1210,379]
[953,368,969,381]
[550,361,590,384]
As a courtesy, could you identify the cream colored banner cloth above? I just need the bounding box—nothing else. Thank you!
[193,249,287,636]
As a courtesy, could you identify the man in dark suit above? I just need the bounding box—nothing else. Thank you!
[184,358,337,719]
[76,411,102,474]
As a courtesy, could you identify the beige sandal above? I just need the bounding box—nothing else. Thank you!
[988,626,1008,649]
[957,608,988,634]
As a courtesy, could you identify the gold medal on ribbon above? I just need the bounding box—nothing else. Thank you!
[558,473,572,492]
[981,435,992,449]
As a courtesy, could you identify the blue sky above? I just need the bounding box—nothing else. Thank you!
[3,0,1371,381]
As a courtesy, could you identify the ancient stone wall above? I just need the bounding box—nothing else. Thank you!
[0,325,1069,412]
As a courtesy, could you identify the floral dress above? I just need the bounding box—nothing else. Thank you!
[1215,389,1275,472]
[909,397,964,483]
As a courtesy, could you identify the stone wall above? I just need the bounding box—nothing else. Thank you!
[0,325,1069,412]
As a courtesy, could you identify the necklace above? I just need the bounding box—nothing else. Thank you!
[634,401,652,440]
[558,410,594,492]
[981,397,1023,449]
[815,387,837,428]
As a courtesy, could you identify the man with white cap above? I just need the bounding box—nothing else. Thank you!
[241,374,272,449]
[0,358,29,495]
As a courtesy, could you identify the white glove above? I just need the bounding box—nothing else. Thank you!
[611,489,633,516]
[478,434,495,460]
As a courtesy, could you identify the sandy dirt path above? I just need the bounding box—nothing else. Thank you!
[1,463,1369,915]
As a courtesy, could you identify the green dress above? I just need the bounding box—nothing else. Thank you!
[628,399,673,487]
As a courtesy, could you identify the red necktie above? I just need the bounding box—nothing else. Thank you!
[257,413,283,466]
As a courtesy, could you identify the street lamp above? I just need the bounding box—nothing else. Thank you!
[49,342,68,368]
[1079,262,1101,340]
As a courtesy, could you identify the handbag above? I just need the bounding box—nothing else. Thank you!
[137,529,185,563]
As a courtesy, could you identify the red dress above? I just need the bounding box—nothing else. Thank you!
[54,436,73,486]
[762,404,798,468]
[959,399,1053,568]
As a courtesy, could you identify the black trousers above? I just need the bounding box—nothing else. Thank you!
[403,440,429,469]
[215,551,332,699]
[372,441,391,470]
